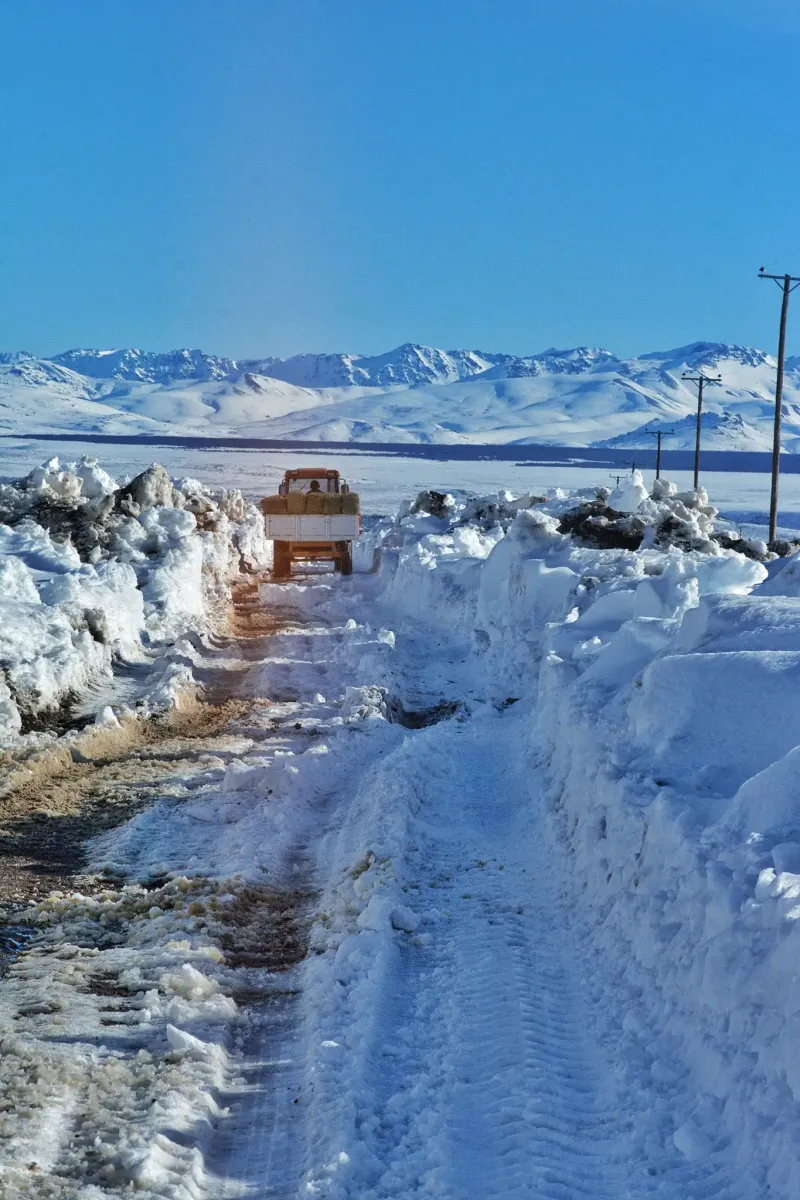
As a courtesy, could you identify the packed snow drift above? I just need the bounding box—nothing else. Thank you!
[0,456,269,745]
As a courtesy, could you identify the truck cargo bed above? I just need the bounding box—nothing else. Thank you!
[264,514,360,541]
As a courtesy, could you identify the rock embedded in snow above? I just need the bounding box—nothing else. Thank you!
[410,490,456,520]
[558,499,645,550]
[115,462,181,516]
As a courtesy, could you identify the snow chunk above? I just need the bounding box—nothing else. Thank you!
[390,905,420,932]
[94,705,120,728]
[165,1023,217,1059]
[161,962,220,1000]
[608,468,648,513]
[0,554,40,603]
[673,1118,713,1160]
[72,455,118,498]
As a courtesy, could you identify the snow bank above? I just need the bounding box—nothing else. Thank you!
[358,474,800,1192]
[0,457,270,745]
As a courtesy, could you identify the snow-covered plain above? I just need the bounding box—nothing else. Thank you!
[4,456,800,1196]
[4,339,800,451]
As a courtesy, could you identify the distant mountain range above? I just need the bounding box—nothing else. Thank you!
[41,343,623,387]
[1,340,799,450]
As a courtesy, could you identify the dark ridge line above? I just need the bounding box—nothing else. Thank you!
[1,431,798,475]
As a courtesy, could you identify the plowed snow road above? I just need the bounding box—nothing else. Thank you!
[0,576,748,1199]
[296,674,747,1200]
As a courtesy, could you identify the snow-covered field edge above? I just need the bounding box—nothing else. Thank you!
[344,476,800,1194]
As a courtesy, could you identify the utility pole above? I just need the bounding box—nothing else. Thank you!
[758,268,800,543]
[647,428,675,479]
[682,372,721,491]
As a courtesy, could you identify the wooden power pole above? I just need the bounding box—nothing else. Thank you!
[682,372,721,491]
[758,268,800,543]
[647,428,675,479]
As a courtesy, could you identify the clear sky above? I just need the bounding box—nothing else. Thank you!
[2,0,800,360]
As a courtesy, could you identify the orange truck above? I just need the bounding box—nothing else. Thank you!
[260,468,360,579]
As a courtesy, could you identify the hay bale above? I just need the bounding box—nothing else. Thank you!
[340,493,360,514]
[286,493,306,515]
[305,492,325,514]
[261,495,287,515]
[323,494,342,514]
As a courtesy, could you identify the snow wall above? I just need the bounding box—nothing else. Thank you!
[361,478,800,1193]
[0,457,270,744]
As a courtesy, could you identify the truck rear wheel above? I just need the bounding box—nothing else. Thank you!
[337,542,353,576]
[273,541,291,579]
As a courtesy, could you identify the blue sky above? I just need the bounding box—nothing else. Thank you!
[2,0,799,360]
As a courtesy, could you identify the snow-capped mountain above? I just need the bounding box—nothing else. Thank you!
[241,344,507,388]
[52,347,238,383]
[1,339,798,450]
[47,342,624,390]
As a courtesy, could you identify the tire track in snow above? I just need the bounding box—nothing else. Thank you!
[413,717,627,1200]
[310,687,749,1200]
[434,714,748,1200]
[0,575,335,1197]
[206,991,306,1199]
[304,708,630,1199]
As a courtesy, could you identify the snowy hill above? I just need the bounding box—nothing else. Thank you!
[2,339,800,449]
[595,411,775,453]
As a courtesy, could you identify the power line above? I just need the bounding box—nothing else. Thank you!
[681,372,721,491]
[758,268,800,544]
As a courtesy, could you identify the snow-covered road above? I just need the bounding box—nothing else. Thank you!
[0,572,673,1199]
[306,705,632,1200]
[4,459,800,1197]
[297,618,749,1200]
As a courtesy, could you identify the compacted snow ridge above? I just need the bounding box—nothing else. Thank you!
[3,459,800,1197]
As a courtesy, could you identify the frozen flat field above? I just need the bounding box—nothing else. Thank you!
[3,436,800,534]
